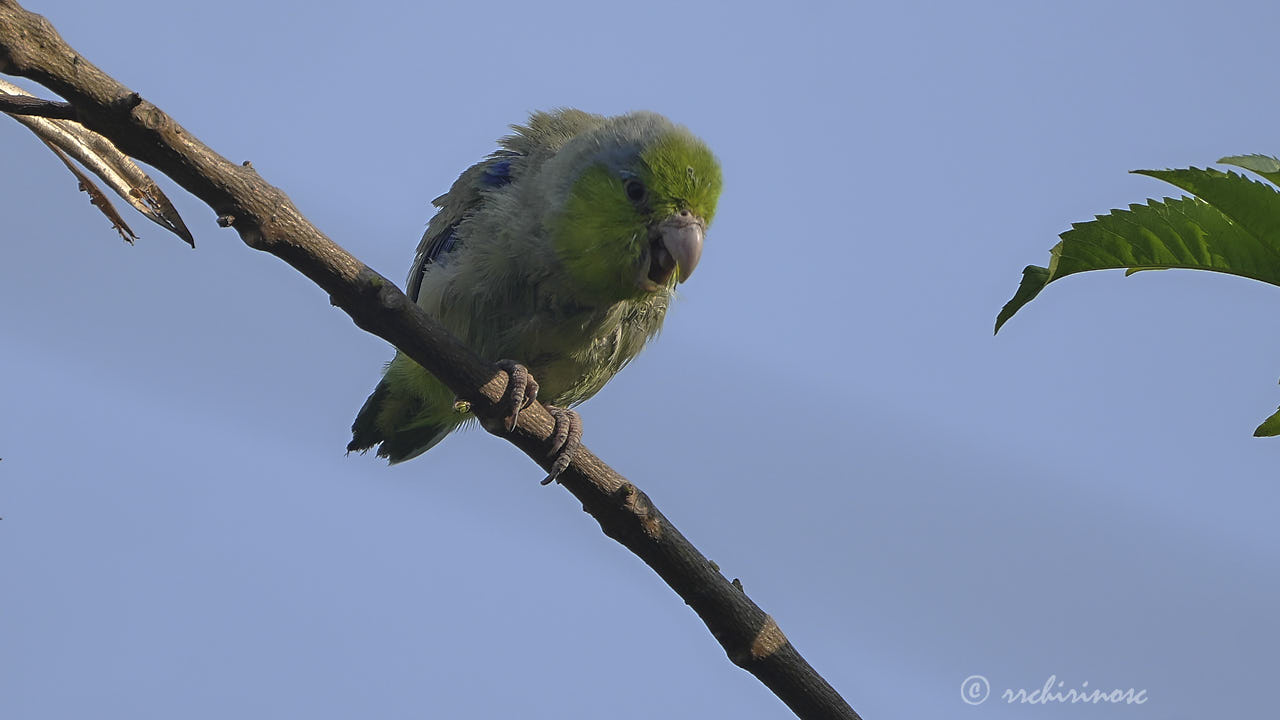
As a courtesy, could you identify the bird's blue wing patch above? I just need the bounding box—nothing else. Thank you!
[407,153,519,302]
[422,157,514,266]
[481,158,514,187]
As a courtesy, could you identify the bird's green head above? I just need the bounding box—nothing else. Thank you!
[547,113,722,303]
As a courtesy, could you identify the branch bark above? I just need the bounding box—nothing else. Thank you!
[0,3,860,718]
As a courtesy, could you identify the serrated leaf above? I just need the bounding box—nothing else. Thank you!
[1135,167,1280,249]
[997,194,1280,335]
[1220,154,1280,187]
[1053,195,1280,282]
[999,155,1280,439]
[1253,407,1280,437]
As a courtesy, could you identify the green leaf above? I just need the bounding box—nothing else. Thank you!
[1220,154,1280,187]
[996,194,1280,331]
[998,155,1280,438]
[1253,407,1280,437]
[1134,167,1280,249]
[994,265,1049,334]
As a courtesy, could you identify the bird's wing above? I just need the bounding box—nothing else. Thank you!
[406,152,518,301]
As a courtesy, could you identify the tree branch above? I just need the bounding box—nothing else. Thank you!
[0,3,860,718]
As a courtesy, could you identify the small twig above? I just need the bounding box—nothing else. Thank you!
[38,137,138,242]
[0,91,74,118]
[1,78,193,245]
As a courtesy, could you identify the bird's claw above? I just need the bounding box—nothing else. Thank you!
[541,406,583,485]
[495,359,539,432]
[490,361,579,484]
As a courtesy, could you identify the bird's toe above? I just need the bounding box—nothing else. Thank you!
[542,406,583,485]
[495,359,539,432]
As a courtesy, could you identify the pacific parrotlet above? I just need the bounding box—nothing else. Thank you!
[348,109,722,479]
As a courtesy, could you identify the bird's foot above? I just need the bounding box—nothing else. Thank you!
[541,406,582,485]
[494,359,539,432]
[485,360,580,484]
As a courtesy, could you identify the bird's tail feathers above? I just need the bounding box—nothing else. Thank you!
[348,379,454,464]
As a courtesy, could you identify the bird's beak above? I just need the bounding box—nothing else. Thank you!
[645,212,705,289]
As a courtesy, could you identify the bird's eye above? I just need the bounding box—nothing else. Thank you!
[623,178,648,204]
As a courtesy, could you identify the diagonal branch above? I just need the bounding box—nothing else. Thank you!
[0,3,860,718]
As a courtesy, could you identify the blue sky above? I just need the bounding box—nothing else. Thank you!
[4,0,1279,717]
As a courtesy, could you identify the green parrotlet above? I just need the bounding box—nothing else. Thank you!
[348,109,722,479]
